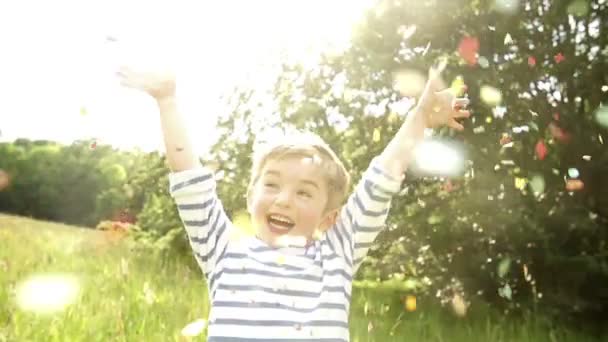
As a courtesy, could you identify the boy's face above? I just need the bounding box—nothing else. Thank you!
[247,156,338,247]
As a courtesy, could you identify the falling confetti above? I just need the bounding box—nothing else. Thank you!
[535,140,547,160]
[504,33,513,45]
[398,25,417,40]
[450,76,466,96]
[498,283,512,300]
[413,140,465,176]
[372,128,381,142]
[451,294,467,316]
[602,85,608,92]
[582,155,592,161]
[500,133,512,145]
[478,56,490,68]
[515,177,527,190]
[498,257,511,278]
[594,106,608,128]
[16,273,80,314]
[181,319,207,337]
[548,122,571,143]
[554,52,565,64]
[529,174,545,196]
[458,36,479,66]
[565,179,584,191]
[528,56,536,67]
[480,86,503,106]
[404,295,416,311]
[567,168,580,178]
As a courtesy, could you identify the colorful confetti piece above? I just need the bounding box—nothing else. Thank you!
[594,106,608,128]
[528,56,536,67]
[567,168,580,178]
[405,295,416,311]
[458,36,479,66]
[554,52,565,64]
[548,122,571,143]
[535,140,547,160]
[504,33,513,45]
[565,179,584,191]
[515,177,527,190]
[500,133,512,145]
[529,174,545,196]
[451,294,467,316]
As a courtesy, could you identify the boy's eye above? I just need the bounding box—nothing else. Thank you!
[298,191,312,197]
[264,183,277,188]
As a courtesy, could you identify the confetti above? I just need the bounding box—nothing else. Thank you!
[548,122,571,143]
[565,179,584,191]
[554,52,565,64]
[535,140,547,160]
[498,283,512,300]
[480,86,502,106]
[478,56,490,68]
[451,294,467,316]
[368,322,374,332]
[529,174,545,196]
[404,295,416,311]
[498,257,511,277]
[90,140,97,149]
[528,56,536,67]
[398,25,417,40]
[458,36,479,66]
[450,76,466,96]
[515,177,527,190]
[500,134,512,145]
[372,128,381,142]
[594,106,608,128]
[567,168,580,178]
[602,85,608,92]
[504,33,513,45]
[493,106,507,119]
[582,155,591,161]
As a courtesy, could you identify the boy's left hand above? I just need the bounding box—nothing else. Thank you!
[416,62,471,130]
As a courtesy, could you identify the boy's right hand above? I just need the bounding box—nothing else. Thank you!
[116,65,176,101]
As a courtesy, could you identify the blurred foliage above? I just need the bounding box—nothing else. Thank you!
[0,0,606,334]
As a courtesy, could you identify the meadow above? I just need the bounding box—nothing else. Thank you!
[0,213,602,341]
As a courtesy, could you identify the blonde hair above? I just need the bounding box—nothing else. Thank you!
[247,129,351,214]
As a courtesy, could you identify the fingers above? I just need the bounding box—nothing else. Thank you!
[448,119,465,131]
[452,97,470,110]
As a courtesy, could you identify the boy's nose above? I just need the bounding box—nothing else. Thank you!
[275,191,293,207]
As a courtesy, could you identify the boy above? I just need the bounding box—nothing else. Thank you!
[117,61,470,341]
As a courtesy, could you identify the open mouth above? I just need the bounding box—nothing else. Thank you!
[266,214,295,235]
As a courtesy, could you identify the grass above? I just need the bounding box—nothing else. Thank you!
[0,213,603,341]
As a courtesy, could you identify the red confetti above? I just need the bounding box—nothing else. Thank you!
[548,122,571,143]
[535,140,547,160]
[90,141,97,149]
[500,134,512,145]
[565,179,584,191]
[554,52,565,64]
[528,56,536,67]
[458,36,479,66]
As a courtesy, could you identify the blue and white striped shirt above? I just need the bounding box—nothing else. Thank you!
[169,157,402,341]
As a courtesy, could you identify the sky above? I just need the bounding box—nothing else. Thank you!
[0,0,373,156]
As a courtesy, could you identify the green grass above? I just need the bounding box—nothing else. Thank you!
[0,213,602,341]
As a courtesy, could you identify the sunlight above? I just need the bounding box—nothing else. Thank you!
[16,273,80,314]
[413,140,465,176]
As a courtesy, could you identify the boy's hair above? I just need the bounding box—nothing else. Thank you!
[247,129,351,214]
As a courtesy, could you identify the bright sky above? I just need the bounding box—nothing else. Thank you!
[0,0,374,156]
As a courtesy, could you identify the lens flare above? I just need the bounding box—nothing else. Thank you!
[16,273,80,314]
[413,140,465,176]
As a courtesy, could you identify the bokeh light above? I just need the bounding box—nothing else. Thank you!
[413,140,465,177]
[393,69,426,97]
[16,273,80,314]
[494,0,520,15]
[480,86,503,106]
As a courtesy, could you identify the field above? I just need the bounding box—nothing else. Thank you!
[0,213,601,341]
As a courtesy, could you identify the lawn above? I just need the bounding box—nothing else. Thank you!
[0,213,601,341]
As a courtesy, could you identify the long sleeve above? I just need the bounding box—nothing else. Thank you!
[168,167,233,279]
[325,157,403,274]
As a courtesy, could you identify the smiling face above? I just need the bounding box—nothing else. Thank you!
[246,155,339,247]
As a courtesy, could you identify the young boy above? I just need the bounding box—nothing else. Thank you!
[117,61,469,341]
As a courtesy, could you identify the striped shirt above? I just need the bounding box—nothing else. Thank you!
[168,157,402,341]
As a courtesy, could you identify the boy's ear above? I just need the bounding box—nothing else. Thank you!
[320,208,339,232]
